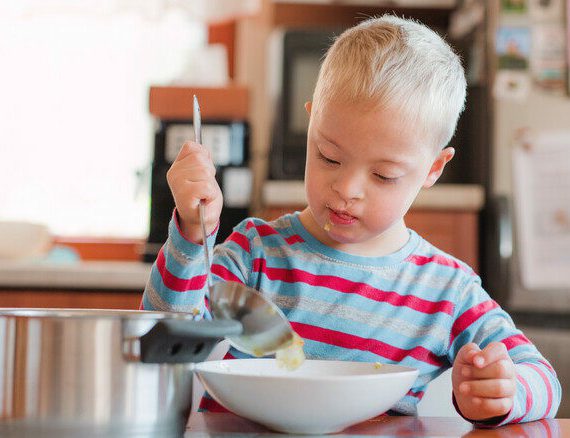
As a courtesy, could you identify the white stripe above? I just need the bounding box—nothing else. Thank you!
[262,244,465,292]
[146,281,203,315]
[273,295,450,344]
[167,238,194,265]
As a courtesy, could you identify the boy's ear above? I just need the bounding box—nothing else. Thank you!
[305,101,312,115]
[423,147,455,188]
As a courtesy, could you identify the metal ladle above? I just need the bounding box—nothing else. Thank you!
[193,95,294,356]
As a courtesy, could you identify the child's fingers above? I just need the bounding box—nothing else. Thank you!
[170,164,215,185]
[456,343,481,365]
[459,378,516,399]
[461,359,515,380]
[472,342,509,368]
[174,142,199,161]
[176,180,220,205]
[466,396,514,419]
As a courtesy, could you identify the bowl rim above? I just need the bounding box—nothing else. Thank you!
[194,358,419,382]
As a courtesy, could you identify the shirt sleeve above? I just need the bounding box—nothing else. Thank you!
[447,277,562,426]
[140,210,256,318]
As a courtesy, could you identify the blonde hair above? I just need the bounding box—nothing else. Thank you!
[312,15,467,149]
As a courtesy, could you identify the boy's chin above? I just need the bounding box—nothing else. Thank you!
[325,230,365,246]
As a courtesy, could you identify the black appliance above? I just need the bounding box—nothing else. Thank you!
[269,28,337,180]
[268,27,489,187]
[144,119,250,263]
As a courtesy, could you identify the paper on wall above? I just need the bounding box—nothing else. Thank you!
[493,71,531,101]
[512,130,570,289]
[531,24,566,91]
[529,0,564,21]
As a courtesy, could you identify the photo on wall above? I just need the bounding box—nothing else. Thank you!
[501,0,528,13]
[496,26,531,70]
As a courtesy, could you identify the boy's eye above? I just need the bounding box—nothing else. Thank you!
[318,151,340,165]
[374,173,399,183]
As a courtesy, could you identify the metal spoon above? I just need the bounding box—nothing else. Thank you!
[193,95,294,356]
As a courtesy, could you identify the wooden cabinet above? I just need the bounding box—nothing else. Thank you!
[1,239,145,310]
[0,290,141,310]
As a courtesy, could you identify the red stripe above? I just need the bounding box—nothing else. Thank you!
[525,363,553,419]
[406,254,475,275]
[226,231,250,252]
[245,220,255,230]
[255,224,279,237]
[502,333,532,350]
[285,234,304,245]
[199,396,230,413]
[253,259,453,315]
[156,248,206,291]
[223,352,236,360]
[450,300,499,343]
[406,389,425,400]
[292,322,443,367]
[513,374,533,423]
[539,359,556,374]
[211,264,244,283]
[544,418,554,438]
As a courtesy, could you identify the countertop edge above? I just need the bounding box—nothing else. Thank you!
[0,261,152,291]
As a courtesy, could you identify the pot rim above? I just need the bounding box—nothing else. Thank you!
[0,308,196,320]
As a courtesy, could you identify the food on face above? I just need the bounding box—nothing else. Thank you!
[323,221,332,231]
[276,332,306,371]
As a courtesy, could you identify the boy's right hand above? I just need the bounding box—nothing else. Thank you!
[166,141,223,243]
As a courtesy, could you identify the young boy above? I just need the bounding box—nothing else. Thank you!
[142,15,561,425]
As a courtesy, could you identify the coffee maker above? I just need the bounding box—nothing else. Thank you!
[144,119,250,262]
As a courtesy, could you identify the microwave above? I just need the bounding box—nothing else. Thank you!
[267,26,488,187]
[268,28,341,180]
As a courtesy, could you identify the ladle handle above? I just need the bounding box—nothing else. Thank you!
[194,95,213,290]
[199,202,213,289]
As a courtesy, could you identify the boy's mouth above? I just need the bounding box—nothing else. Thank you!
[327,207,357,226]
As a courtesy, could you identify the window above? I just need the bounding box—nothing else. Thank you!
[0,2,206,237]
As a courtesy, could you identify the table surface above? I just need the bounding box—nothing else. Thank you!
[185,413,568,437]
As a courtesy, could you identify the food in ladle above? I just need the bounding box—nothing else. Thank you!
[276,332,305,371]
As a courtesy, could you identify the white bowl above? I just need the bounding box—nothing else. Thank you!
[194,359,419,434]
[0,221,51,260]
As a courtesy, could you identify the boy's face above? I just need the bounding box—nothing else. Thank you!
[300,98,454,255]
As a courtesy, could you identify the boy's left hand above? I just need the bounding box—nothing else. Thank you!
[452,342,516,422]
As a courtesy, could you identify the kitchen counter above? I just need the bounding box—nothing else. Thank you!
[0,260,152,290]
[185,413,568,437]
[263,182,485,211]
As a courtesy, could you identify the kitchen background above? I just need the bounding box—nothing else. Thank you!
[0,0,569,417]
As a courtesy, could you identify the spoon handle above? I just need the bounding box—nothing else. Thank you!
[194,95,212,290]
[199,202,213,289]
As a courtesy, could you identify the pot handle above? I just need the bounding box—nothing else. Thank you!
[139,319,242,364]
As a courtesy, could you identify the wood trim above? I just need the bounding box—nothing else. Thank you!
[0,290,141,310]
[208,20,237,79]
[271,3,451,28]
[53,237,145,261]
[149,86,249,120]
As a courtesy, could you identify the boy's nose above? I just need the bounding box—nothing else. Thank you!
[331,174,365,203]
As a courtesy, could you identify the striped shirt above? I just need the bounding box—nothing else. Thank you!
[142,212,561,425]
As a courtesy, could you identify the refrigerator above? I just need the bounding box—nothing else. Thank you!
[474,0,570,417]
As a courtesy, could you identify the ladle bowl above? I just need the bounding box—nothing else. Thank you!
[194,94,294,356]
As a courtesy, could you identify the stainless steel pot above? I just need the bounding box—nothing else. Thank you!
[0,308,241,437]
